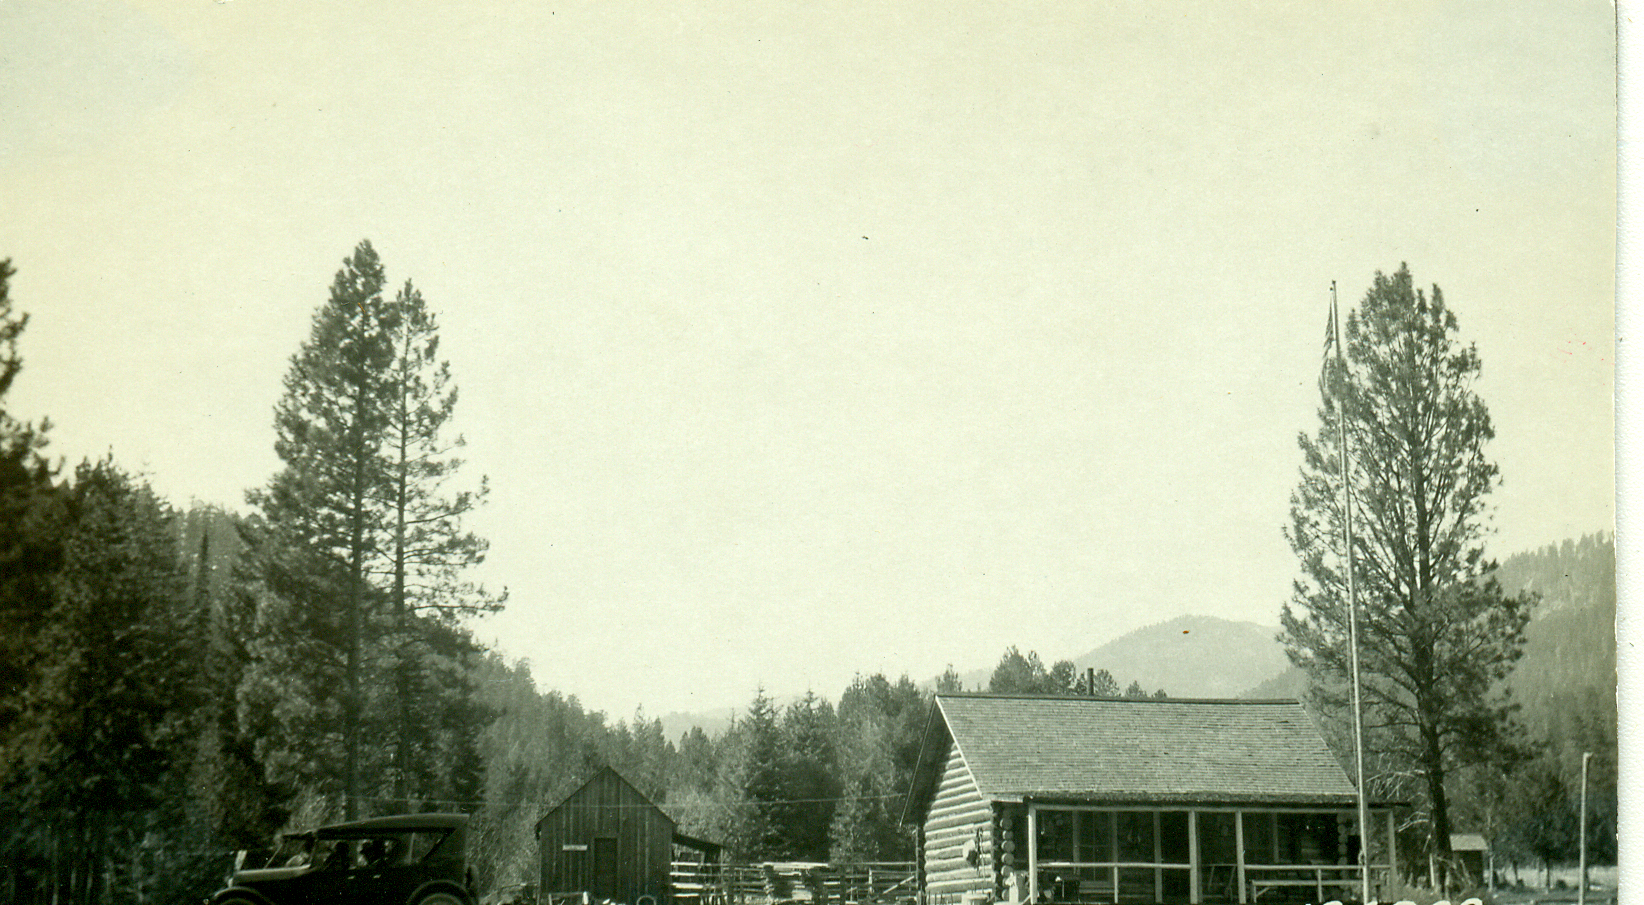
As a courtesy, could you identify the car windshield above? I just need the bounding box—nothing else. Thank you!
[255,834,316,869]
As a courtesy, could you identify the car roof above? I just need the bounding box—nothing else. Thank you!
[314,813,468,837]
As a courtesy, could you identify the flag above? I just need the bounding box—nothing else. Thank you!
[1319,288,1339,399]
[1323,293,1337,359]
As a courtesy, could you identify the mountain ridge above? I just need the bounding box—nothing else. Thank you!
[655,533,1615,737]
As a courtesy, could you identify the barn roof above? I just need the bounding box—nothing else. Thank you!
[908,694,1361,818]
[534,765,675,832]
[1450,833,1488,852]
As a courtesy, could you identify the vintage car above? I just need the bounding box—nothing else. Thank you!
[211,813,475,905]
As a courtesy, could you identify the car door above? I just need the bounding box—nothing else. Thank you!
[295,839,357,905]
[318,835,423,905]
[356,834,423,905]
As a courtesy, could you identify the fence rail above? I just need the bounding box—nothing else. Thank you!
[670,861,917,905]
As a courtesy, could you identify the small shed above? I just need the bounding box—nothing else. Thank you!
[536,766,717,905]
[1448,834,1488,887]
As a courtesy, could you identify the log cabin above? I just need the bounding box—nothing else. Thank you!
[902,694,1397,905]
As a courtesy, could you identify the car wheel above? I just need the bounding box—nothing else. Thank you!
[415,892,467,905]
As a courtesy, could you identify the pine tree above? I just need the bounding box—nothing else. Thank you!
[245,242,500,818]
[779,692,840,861]
[0,259,72,904]
[181,506,286,846]
[829,673,926,861]
[673,726,720,795]
[986,646,1079,695]
[0,258,63,757]
[4,461,199,905]
[380,278,502,807]
[727,690,786,860]
[1282,264,1531,880]
[244,240,397,817]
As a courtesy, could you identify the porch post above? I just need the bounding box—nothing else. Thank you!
[1110,812,1119,903]
[1385,809,1398,893]
[1153,812,1163,903]
[1234,812,1246,905]
[1188,811,1200,904]
[1027,805,1039,905]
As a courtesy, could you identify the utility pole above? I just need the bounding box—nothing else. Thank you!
[1578,751,1591,905]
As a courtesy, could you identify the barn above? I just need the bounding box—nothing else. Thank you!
[902,694,1399,905]
[535,766,719,905]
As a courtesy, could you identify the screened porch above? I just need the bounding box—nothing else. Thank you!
[1024,804,1395,905]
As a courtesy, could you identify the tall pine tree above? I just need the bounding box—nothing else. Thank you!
[830,673,926,861]
[0,258,63,760]
[779,692,839,861]
[244,241,398,818]
[380,279,502,808]
[1282,265,1531,882]
[244,241,498,820]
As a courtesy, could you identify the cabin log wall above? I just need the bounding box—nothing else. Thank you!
[920,739,994,905]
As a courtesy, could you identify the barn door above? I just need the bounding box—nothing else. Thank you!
[592,836,618,901]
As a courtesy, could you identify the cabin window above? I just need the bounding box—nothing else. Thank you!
[1076,811,1111,863]
[1274,813,1340,864]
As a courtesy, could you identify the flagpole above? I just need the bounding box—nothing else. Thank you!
[1332,281,1373,905]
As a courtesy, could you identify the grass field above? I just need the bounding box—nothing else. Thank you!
[1474,864,1618,904]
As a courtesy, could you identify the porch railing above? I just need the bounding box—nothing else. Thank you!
[1240,864,1393,904]
[670,861,917,905]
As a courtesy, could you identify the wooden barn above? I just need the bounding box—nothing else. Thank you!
[903,694,1398,905]
[535,766,719,905]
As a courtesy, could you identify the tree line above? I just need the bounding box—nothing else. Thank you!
[0,245,501,904]
[1458,534,1618,885]
[0,245,1164,904]
[982,645,1166,699]
[465,642,1161,892]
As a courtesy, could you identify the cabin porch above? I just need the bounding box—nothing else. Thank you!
[1023,804,1396,905]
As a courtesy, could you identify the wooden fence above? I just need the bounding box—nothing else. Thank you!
[670,861,917,905]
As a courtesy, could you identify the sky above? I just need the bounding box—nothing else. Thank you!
[0,0,1618,721]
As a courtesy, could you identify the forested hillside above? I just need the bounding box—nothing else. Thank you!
[1496,535,1617,753]
[1483,534,1617,872]
[1248,533,1617,874]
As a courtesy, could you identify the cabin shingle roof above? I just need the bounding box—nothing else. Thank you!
[935,694,1359,806]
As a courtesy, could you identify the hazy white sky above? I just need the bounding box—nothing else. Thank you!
[0,0,1616,720]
